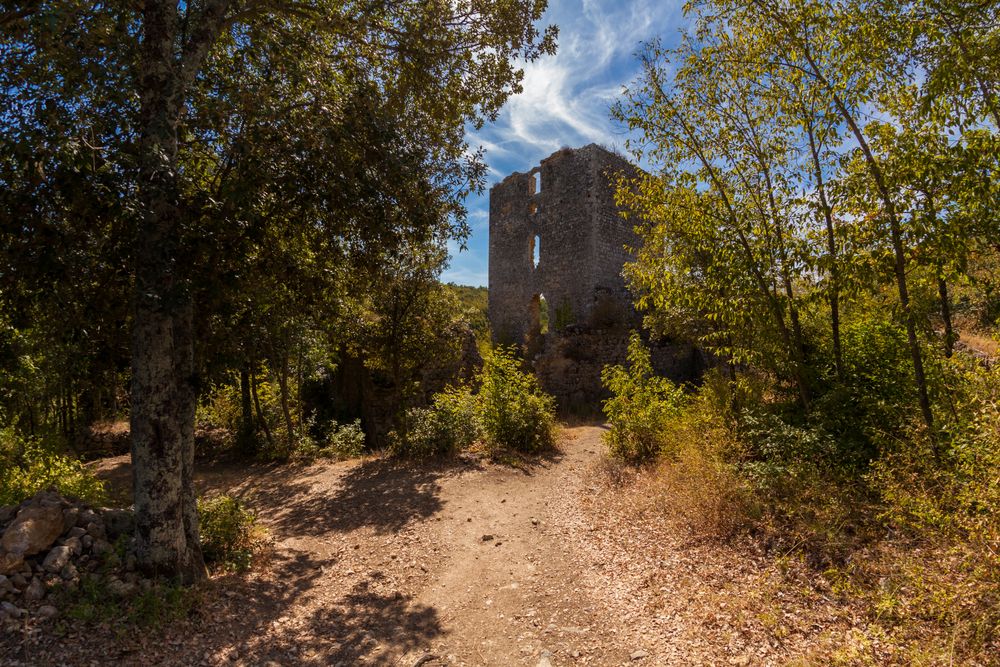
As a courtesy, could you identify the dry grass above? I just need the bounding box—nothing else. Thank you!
[595,405,753,540]
[650,434,753,539]
[591,383,1000,665]
[959,330,999,357]
[591,444,1000,665]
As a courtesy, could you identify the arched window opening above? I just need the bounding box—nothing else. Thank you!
[533,172,541,194]
[532,234,540,269]
[529,293,549,337]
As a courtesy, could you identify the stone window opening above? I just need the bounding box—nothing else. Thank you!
[531,234,540,269]
[533,171,541,194]
[528,202,538,216]
[530,293,549,336]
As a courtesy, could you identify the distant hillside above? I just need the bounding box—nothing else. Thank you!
[443,283,489,344]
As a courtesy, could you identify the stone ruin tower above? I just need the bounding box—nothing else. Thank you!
[488,144,639,345]
[487,144,705,411]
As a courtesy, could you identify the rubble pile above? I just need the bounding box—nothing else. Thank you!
[0,490,135,623]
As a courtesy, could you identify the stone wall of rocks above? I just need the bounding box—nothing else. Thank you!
[488,144,641,345]
[0,490,134,624]
[534,328,707,414]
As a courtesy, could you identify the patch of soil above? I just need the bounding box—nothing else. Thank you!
[74,421,131,460]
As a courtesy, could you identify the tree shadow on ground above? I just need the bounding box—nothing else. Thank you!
[472,444,565,476]
[96,445,567,539]
[239,457,482,538]
[1,548,442,666]
[221,555,443,666]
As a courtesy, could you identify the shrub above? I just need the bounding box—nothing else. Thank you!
[323,419,366,458]
[863,361,1000,659]
[478,346,556,454]
[868,356,1000,545]
[196,382,242,434]
[0,428,106,506]
[646,402,754,538]
[601,331,687,461]
[390,386,479,459]
[197,494,266,572]
[840,318,914,434]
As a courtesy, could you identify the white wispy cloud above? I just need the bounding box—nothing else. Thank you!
[444,0,687,286]
[489,0,682,153]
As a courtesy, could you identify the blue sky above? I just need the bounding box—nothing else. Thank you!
[440,0,687,287]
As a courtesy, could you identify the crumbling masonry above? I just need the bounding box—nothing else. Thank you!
[488,144,704,410]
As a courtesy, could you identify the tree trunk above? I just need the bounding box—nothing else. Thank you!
[661,92,808,407]
[805,118,843,380]
[238,363,256,453]
[131,279,205,583]
[276,350,296,443]
[296,337,304,428]
[58,387,66,436]
[66,385,74,436]
[250,367,275,450]
[130,0,206,584]
[938,276,955,358]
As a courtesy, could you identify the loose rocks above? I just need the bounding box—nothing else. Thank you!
[0,489,139,622]
[42,545,72,573]
[1,503,64,569]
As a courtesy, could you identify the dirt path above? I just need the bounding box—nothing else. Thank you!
[20,425,640,667]
[5,424,861,666]
[404,426,632,666]
[243,424,639,666]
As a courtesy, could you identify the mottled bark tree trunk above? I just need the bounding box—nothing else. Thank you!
[130,0,208,583]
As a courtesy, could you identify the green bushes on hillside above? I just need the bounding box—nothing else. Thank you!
[1,428,106,506]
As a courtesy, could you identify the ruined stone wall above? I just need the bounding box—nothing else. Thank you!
[488,144,639,343]
[488,168,537,345]
[489,144,703,410]
[534,329,706,414]
[587,148,641,328]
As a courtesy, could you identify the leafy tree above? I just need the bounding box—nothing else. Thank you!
[618,0,997,436]
[443,283,490,346]
[613,33,815,406]
[1,0,556,581]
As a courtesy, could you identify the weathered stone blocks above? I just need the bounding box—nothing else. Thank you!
[488,145,703,410]
[488,144,640,345]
